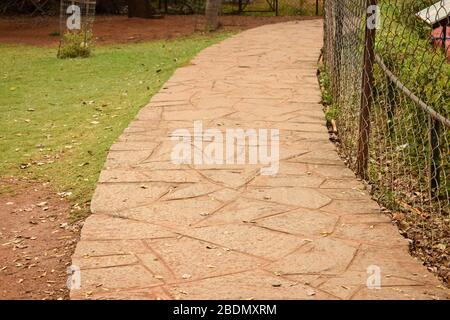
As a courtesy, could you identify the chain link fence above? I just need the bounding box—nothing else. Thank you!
[1,0,322,16]
[323,0,449,282]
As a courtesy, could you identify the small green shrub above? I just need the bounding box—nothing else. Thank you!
[58,31,93,59]
[318,64,338,123]
[318,65,332,105]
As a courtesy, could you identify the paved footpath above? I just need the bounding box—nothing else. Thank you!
[71,20,448,300]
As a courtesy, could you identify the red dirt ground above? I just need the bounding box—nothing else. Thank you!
[0,178,80,300]
[0,15,318,47]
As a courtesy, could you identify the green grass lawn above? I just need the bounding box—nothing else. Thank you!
[0,32,233,219]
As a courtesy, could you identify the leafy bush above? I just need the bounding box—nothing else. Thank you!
[58,31,93,59]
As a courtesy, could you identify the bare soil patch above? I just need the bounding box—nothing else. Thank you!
[0,178,80,300]
[0,15,318,47]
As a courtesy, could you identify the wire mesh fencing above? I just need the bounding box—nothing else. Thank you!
[153,0,322,16]
[58,0,96,58]
[323,0,449,282]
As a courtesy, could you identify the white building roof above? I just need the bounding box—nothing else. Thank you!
[416,0,450,26]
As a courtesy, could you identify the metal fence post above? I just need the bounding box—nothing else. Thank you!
[356,0,377,178]
[332,0,343,101]
[429,117,441,197]
[323,0,327,67]
[386,75,396,134]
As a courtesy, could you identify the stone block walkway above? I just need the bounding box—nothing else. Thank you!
[71,20,448,300]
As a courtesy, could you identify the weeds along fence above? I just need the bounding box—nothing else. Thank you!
[323,0,449,276]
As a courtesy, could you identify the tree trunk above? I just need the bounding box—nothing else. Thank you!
[128,0,156,18]
[205,0,222,31]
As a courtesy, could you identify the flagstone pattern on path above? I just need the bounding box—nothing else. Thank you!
[71,20,449,300]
